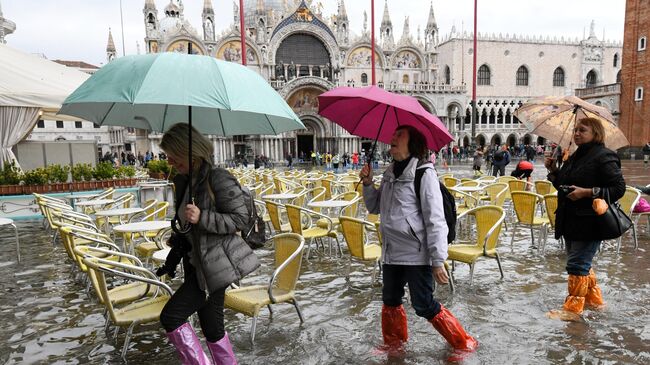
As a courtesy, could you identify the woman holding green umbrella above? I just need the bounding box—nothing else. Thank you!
[157,123,259,364]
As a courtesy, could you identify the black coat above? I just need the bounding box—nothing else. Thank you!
[548,142,626,241]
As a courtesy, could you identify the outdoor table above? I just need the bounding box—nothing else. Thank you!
[95,207,145,233]
[139,181,174,208]
[262,193,299,201]
[75,199,114,212]
[152,247,171,264]
[0,218,20,262]
[308,199,353,217]
[113,220,171,253]
[63,193,98,201]
[453,186,484,193]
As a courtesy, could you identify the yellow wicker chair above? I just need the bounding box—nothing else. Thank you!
[542,193,562,251]
[534,180,555,195]
[338,216,382,283]
[285,204,340,259]
[481,183,508,207]
[82,256,172,360]
[508,179,527,194]
[616,187,641,253]
[265,200,291,234]
[95,193,136,229]
[315,191,360,230]
[510,191,549,250]
[224,233,306,344]
[448,205,506,285]
[443,176,460,188]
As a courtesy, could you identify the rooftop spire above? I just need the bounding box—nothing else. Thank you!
[381,0,391,27]
[106,28,116,52]
[400,16,410,43]
[203,0,213,13]
[338,0,348,20]
[144,0,156,9]
[426,1,436,28]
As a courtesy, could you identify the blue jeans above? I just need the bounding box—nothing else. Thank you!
[565,240,601,276]
[382,264,441,320]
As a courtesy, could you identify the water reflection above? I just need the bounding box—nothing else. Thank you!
[0,160,649,364]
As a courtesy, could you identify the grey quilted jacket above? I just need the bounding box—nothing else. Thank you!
[173,162,260,293]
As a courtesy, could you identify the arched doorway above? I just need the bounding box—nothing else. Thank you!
[586,69,598,87]
[523,134,532,145]
[507,134,517,147]
[463,136,470,147]
[296,120,316,160]
[537,136,546,145]
[491,134,502,146]
[477,134,486,147]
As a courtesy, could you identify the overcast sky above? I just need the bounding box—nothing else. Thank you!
[2,0,625,66]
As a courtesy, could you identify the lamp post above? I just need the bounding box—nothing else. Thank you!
[470,0,478,147]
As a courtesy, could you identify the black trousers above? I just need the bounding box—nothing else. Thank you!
[160,264,226,343]
[382,264,441,321]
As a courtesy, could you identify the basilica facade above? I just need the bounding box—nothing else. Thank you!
[136,0,621,163]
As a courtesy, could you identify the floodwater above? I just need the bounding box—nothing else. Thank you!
[1,160,649,365]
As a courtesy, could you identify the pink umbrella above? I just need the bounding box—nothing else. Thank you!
[318,86,453,153]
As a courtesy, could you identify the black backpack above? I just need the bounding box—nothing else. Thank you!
[493,150,505,162]
[205,172,266,250]
[414,167,457,244]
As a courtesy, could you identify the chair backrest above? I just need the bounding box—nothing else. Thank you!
[443,176,460,188]
[95,187,115,200]
[271,233,305,293]
[534,180,553,196]
[339,216,378,260]
[285,204,305,235]
[496,176,516,184]
[289,186,308,207]
[265,200,286,231]
[483,183,508,206]
[142,201,169,221]
[543,194,558,228]
[511,191,543,224]
[321,179,335,199]
[460,180,480,187]
[619,186,642,214]
[508,180,527,193]
[106,193,135,209]
[469,205,505,251]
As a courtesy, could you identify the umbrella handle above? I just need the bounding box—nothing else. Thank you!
[171,215,192,235]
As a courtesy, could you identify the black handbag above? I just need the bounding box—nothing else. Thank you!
[597,190,632,240]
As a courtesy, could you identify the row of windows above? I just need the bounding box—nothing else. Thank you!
[36,120,101,129]
[473,64,609,88]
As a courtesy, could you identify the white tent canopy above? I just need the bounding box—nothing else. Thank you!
[0,43,89,168]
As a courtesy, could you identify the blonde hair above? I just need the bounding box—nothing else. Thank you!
[577,117,605,144]
[160,123,213,166]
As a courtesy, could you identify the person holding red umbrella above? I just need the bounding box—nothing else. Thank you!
[360,125,477,358]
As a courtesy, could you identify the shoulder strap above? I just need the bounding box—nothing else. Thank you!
[414,167,431,203]
[205,169,215,204]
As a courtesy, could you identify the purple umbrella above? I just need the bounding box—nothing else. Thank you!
[318,86,453,154]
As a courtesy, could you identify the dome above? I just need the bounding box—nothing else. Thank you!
[243,0,288,15]
[164,0,181,17]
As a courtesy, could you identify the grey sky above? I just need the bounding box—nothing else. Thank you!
[2,0,625,66]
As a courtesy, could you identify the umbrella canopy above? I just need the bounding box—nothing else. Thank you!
[59,53,304,135]
[514,95,629,150]
[318,86,453,151]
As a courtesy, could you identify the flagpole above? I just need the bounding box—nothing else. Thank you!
[371,0,376,85]
[470,0,477,145]
[239,0,247,66]
[119,0,126,56]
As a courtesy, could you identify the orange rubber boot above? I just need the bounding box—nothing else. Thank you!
[585,269,606,310]
[380,305,408,354]
[563,274,589,314]
[429,306,478,354]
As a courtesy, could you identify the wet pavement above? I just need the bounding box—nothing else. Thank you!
[1,159,649,364]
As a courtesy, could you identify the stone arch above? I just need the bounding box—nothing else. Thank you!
[537,136,546,145]
[516,64,530,86]
[391,47,424,69]
[490,133,503,146]
[586,69,599,87]
[463,135,470,147]
[286,86,328,125]
[165,37,207,55]
[506,133,517,147]
[214,38,261,64]
[268,24,338,68]
[416,97,437,115]
[522,134,532,145]
[345,43,387,68]
[476,134,487,147]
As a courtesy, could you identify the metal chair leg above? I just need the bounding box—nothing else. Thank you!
[11,223,20,263]
[468,263,475,286]
[121,322,136,360]
[250,316,258,345]
[510,224,517,249]
[292,299,305,323]
[495,252,504,279]
[633,224,638,250]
